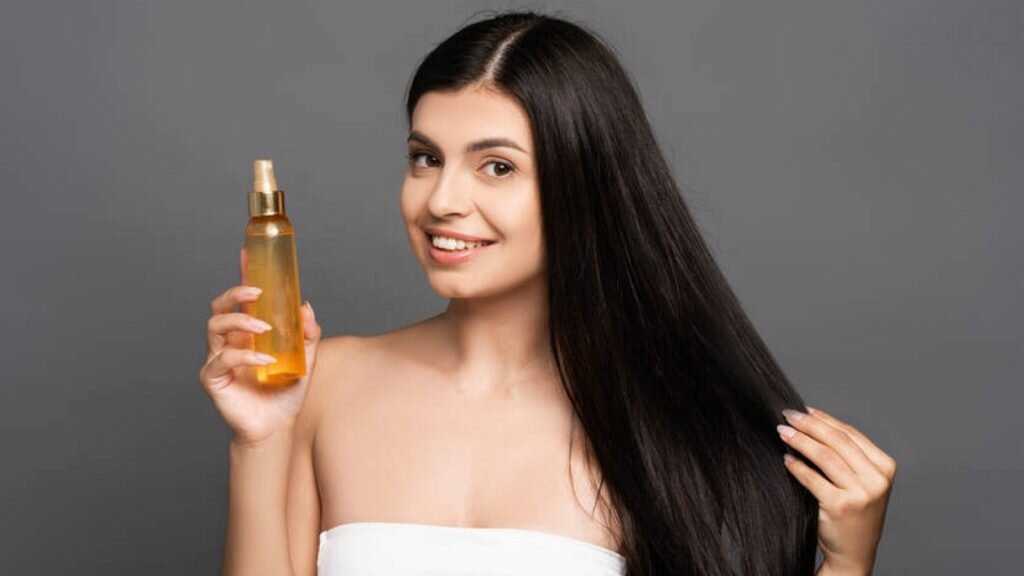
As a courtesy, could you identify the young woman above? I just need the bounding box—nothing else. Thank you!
[200,10,896,576]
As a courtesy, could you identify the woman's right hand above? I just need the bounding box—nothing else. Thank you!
[198,245,322,448]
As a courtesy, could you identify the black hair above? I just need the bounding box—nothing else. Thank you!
[404,9,819,575]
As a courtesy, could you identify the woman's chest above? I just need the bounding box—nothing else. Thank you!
[311,376,622,554]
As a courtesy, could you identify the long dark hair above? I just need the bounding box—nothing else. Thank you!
[404,10,818,575]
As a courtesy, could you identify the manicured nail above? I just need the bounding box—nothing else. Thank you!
[777,424,797,439]
[250,319,273,332]
[782,409,806,423]
[256,353,277,364]
[305,300,315,319]
[243,286,263,295]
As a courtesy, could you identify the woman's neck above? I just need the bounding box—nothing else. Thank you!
[435,276,555,397]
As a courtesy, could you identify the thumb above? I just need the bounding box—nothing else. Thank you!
[303,300,321,342]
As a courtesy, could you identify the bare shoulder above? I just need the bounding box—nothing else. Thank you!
[314,333,373,371]
[304,315,444,411]
[316,317,438,372]
[303,334,371,411]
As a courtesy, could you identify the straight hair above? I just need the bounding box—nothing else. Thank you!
[404,10,819,575]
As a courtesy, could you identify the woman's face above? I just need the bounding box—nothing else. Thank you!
[401,84,545,299]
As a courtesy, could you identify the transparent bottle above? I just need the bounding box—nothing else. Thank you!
[242,159,306,386]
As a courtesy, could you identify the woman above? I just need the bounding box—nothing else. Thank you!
[200,10,896,576]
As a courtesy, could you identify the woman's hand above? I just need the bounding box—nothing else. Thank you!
[198,245,322,448]
[777,406,897,576]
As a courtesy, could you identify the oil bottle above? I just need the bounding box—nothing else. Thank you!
[242,159,306,386]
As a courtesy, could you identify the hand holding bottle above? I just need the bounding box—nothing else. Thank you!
[198,244,322,447]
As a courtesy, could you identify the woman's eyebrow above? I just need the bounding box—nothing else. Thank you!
[407,130,527,154]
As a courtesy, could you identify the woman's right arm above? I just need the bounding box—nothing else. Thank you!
[200,245,323,576]
[221,337,325,576]
[223,426,301,575]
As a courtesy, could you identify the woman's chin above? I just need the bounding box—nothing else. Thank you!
[427,280,484,300]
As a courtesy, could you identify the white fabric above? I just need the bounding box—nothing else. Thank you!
[317,521,627,576]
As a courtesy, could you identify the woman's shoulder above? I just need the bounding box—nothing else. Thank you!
[301,315,443,432]
[313,313,444,385]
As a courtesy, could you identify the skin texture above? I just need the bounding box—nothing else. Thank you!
[203,82,894,574]
[780,407,897,575]
[316,82,621,569]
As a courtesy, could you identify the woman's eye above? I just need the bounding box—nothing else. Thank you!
[406,151,515,180]
[407,151,439,169]
[483,160,515,179]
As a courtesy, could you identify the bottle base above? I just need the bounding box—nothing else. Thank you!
[258,372,304,387]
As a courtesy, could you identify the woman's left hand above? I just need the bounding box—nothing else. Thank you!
[777,406,897,576]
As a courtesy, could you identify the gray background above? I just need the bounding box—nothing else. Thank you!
[1,0,1019,574]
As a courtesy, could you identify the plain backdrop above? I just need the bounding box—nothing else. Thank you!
[1,0,1020,574]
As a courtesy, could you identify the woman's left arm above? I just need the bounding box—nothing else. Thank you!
[776,406,897,576]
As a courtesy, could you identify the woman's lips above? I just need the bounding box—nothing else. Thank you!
[423,227,496,243]
[426,233,497,265]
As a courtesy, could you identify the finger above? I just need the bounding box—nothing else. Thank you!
[207,312,273,358]
[783,409,883,485]
[201,348,277,392]
[807,406,897,476]
[210,285,263,317]
[208,287,265,355]
[777,422,858,489]
[226,327,255,353]
[302,301,321,344]
[782,453,842,504]
[300,301,321,376]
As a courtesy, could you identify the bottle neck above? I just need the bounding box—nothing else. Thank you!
[249,190,285,217]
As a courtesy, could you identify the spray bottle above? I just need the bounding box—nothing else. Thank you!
[243,159,306,386]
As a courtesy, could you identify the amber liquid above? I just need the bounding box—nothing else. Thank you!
[243,215,306,386]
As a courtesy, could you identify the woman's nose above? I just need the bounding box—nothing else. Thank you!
[426,167,472,217]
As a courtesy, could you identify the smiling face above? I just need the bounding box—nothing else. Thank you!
[401,84,546,299]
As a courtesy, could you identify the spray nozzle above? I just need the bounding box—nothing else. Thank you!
[253,159,279,194]
[248,159,285,217]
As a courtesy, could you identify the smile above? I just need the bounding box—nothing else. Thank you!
[425,232,497,265]
[430,233,494,250]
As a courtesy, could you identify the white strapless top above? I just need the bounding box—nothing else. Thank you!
[317,521,627,575]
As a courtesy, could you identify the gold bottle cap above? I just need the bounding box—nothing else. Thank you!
[250,159,285,217]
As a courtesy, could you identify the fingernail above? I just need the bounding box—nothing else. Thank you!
[251,319,273,332]
[782,409,806,423]
[243,286,263,295]
[777,424,797,439]
[256,353,277,364]
[305,300,315,319]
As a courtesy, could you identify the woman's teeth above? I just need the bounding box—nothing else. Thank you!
[430,235,492,251]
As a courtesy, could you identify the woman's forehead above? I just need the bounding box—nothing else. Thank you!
[411,87,533,155]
